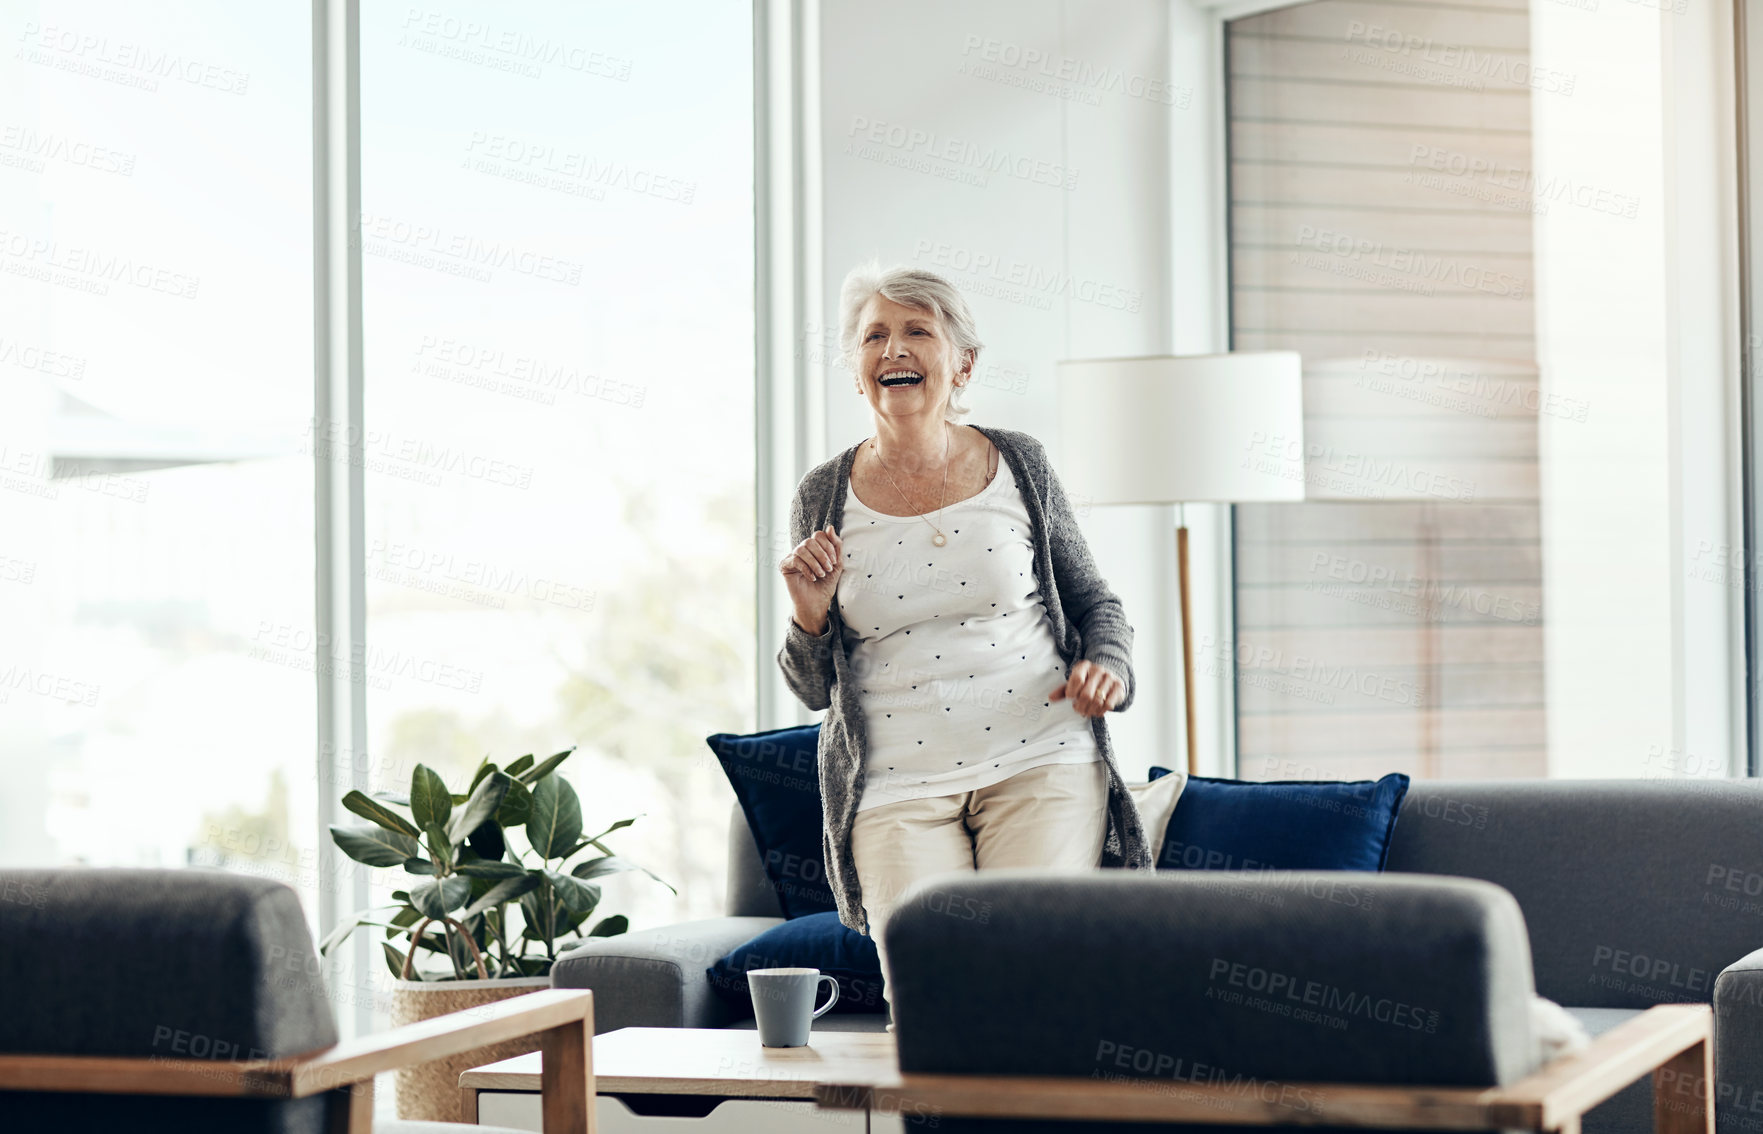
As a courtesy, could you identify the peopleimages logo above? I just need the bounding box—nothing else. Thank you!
[1091,1042,1326,1115]
[958,34,1193,107]
[846,115,1080,190]
[1589,946,1712,997]
[1295,225,1527,299]
[1208,959,1440,1033]
[912,239,1142,312]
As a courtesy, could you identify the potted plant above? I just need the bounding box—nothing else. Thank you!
[321,748,671,1119]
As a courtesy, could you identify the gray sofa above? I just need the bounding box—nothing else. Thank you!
[553,779,1763,1134]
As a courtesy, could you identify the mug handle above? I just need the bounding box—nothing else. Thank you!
[811,974,840,1019]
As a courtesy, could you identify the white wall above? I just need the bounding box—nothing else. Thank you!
[804,0,1221,774]
[769,0,1747,781]
[1667,0,1745,778]
[1530,0,1741,777]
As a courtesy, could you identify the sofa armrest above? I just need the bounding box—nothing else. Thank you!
[1715,948,1763,1134]
[550,916,782,1032]
[0,989,594,1133]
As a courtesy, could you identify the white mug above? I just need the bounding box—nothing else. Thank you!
[747,967,840,1047]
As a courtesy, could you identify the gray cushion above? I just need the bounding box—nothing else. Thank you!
[884,869,1539,1087]
[0,868,339,1134]
[552,916,783,1030]
[1718,949,1763,1134]
[725,801,785,918]
[1389,780,1763,1007]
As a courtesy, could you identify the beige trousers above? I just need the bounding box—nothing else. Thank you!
[849,758,1110,1012]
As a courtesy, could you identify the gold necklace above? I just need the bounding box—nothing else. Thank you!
[871,423,951,546]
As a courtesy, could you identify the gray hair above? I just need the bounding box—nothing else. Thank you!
[838,261,984,423]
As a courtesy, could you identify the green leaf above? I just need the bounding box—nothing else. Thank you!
[497,778,532,829]
[447,771,512,845]
[422,824,453,873]
[570,856,638,881]
[543,869,601,915]
[504,754,536,778]
[409,875,472,919]
[318,904,400,955]
[402,857,435,875]
[409,764,452,831]
[382,941,411,979]
[526,775,583,859]
[468,758,498,792]
[460,873,539,921]
[520,886,565,943]
[584,816,639,843]
[518,747,576,784]
[569,852,676,895]
[468,819,505,863]
[330,824,421,867]
[589,915,629,938]
[341,790,420,838]
[455,859,527,880]
[390,905,422,929]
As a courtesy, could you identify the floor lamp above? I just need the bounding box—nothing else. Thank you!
[1056,352,1306,774]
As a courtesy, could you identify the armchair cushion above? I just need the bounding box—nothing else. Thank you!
[0,868,339,1134]
[1717,948,1763,1134]
[0,868,337,1058]
[706,725,835,918]
[884,870,1539,1088]
[1150,769,1410,872]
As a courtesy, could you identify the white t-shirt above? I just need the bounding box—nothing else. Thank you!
[836,454,1100,812]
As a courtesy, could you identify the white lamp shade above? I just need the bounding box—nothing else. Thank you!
[1056,352,1305,505]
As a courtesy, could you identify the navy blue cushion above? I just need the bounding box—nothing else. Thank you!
[706,725,834,918]
[706,911,886,1015]
[1149,769,1410,872]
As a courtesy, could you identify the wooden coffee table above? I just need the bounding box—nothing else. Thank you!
[459,1026,900,1133]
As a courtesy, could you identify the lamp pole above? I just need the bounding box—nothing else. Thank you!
[1176,509,1198,774]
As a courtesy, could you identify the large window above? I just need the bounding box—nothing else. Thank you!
[0,3,319,913]
[1,0,757,947]
[358,0,756,929]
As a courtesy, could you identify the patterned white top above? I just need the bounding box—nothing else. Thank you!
[835,454,1099,812]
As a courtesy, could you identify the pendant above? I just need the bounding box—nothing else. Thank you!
[932,532,947,547]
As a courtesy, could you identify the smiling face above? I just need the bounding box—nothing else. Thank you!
[852,294,971,424]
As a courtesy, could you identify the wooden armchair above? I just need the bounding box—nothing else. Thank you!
[0,868,594,1133]
[824,871,1722,1134]
[0,988,595,1133]
[817,1004,1712,1134]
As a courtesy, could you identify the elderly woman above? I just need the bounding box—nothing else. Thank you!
[776,263,1152,1013]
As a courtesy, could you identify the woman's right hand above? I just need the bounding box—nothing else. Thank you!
[780,524,843,632]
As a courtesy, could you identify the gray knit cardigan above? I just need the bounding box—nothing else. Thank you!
[776,424,1154,935]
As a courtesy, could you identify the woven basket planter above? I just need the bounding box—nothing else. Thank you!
[389,976,553,1121]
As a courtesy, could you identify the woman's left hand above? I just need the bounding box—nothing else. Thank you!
[1049,659,1123,718]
